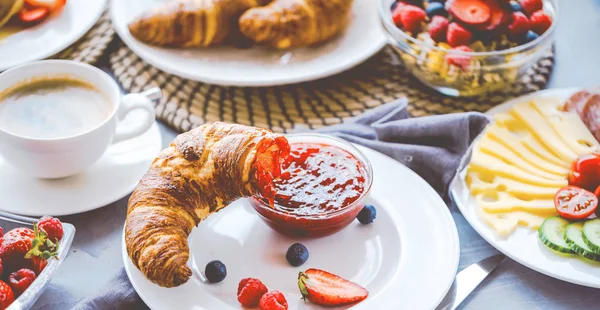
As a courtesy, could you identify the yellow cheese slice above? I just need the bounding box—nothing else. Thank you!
[529,98,599,155]
[477,208,550,236]
[466,171,559,200]
[486,123,570,171]
[476,138,566,179]
[469,151,568,188]
[473,191,557,216]
[510,102,578,162]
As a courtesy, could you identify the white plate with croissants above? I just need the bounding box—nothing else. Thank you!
[121,123,459,309]
[110,0,387,86]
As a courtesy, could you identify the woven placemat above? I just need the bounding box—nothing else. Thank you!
[54,9,115,64]
[109,44,554,133]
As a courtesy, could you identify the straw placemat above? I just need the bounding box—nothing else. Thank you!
[109,44,554,133]
[54,10,114,64]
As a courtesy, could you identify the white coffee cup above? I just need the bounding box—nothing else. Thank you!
[0,60,157,179]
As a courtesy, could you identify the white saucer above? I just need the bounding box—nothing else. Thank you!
[110,0,387,86]
[123,145,459,310]
[0,121,162,217]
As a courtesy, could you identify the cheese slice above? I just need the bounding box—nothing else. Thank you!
[486,123,570,171]
[510,102,578,162]
[478,208,550,236]
[466,171,559,199]
[474,191,557,216]
[477,138,566,179]
[469,151,568,187]
[530,98,599,155]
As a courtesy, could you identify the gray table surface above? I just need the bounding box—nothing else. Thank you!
[29,0,600,309]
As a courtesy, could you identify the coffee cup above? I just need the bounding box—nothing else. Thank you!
[0,60,157,179]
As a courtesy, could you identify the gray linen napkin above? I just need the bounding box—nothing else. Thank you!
[73,99,489,309]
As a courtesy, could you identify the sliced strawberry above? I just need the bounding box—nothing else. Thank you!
[298,269,368,307]
[25,0,66,11]
[477,0,508,31]
[447,0,491,26]
[19,7,50,24]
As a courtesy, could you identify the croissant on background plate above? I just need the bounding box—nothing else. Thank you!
[125,122,289,288]
[128,0,271,47]
[128,0,354,49]
[239,0,354,49]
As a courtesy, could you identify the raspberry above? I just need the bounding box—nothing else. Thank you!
[446,22,472,47]
[399,5,428,33]
[391,3,404,26]
[259,291,288,310]
[0,259,3,278]
[38,216,63,241]
[530,10,552,35]
[0,281,14,309]
[508,12,530,37]
[8,269,36,296]
[428,16,449,43]
[520,0,543,16]
[445,46,473,71]
[237,278,268,307]
[0,227,4,239]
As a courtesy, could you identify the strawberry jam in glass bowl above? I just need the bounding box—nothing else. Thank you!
[250,134,373,237]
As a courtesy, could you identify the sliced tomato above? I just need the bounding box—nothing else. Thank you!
[554,186,598,220]
[19,7,50,24]
[569,153,600,192]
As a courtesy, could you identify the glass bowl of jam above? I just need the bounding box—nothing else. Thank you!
[250,134,373,237]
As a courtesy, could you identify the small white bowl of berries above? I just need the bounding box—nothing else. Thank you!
[379,0,557,97]
[0,213,74,310]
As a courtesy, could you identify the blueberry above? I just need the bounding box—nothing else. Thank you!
[509,1,525,14]
[390,1,398,11]
[427,0,446,2]
[205,260,227,283]
[525,30,539,43]
[426,2,447,18]
[401,0,423,7]
[357,205,377,224]
[286,243,309,267]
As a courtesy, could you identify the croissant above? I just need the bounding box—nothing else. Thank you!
[238,0,354,49]
[128,0,272,47]
[125,123,289,287]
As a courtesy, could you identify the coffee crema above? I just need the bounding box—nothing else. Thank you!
[0,76,111,139]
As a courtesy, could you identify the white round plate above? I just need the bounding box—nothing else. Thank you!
[123,145,459,310]
[450,87,600,288]
[110,0,387,86]
[0,120,162,217]
[0,0,106,71]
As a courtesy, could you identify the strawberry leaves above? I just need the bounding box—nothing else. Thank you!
[24,223,58,261]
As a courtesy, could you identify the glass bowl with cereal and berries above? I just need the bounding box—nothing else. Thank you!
[379,0,557,97]
[0,212,74,309]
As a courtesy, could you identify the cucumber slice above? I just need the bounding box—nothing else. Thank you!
[582,219,600,254]
[565,222,600,261]
[538,216,574,254]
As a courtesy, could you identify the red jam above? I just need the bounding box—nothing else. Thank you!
[251,142,370,237]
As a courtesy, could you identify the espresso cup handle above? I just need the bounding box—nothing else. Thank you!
[112,93,157,144]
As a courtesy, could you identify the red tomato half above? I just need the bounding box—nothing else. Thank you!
[554,186,598,220]
[569,153,600,192]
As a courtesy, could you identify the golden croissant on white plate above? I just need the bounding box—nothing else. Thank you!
[239,0,355,48]
[125,122,289,287]
[128,0,272,47]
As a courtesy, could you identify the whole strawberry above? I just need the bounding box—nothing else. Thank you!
[0,280,14,310]
[38,216,64,242]
[0,225,57,274]
[0,228,35,273]
[8,269,36,296]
